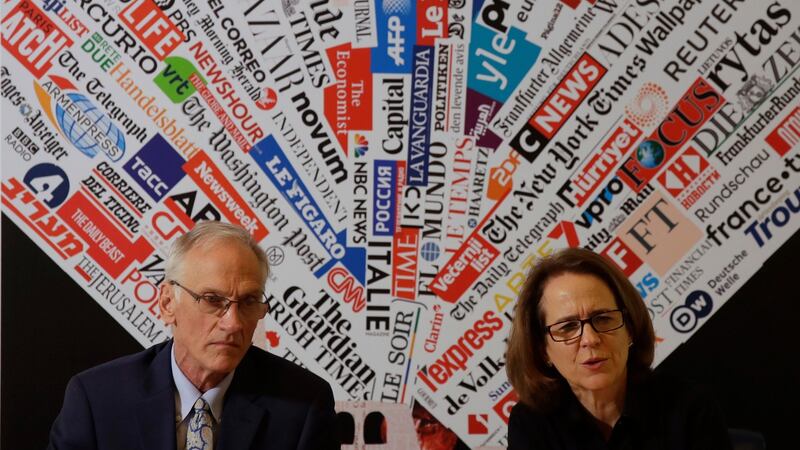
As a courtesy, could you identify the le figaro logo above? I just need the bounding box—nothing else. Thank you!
[2,0,74,79]
[33,75,126,161]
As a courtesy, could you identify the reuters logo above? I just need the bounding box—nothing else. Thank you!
[625,83,669,129]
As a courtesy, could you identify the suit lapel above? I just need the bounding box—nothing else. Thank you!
[217,348,270,450]
[217,389,270,450]
[135,341,177,450]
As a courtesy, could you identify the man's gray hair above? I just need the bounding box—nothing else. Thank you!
[165,221,270,283]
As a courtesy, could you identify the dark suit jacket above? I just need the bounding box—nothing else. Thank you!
[48,341,339,450]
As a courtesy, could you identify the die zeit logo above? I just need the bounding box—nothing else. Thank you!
[1,0,73,78]
[618,78,724,193]
[416,310,504,392]
[511,53,606,163]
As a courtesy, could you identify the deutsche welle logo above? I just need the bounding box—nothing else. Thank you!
[670,290,714,333]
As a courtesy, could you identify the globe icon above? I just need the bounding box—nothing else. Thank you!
[420,241,440,262]
[56,93,126,160]
[636,140,665,169]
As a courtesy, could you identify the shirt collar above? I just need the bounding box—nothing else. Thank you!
[171,342,235,423]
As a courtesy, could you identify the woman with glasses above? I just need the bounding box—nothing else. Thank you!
[505,248,732,449]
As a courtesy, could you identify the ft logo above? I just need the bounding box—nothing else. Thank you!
[670,290,713,333]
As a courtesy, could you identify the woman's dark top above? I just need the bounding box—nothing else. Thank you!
[507,373,733,450]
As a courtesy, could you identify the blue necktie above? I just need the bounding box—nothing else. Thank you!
[186,397,213,450]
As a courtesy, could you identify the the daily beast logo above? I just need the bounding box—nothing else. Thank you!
[2,0,74,78]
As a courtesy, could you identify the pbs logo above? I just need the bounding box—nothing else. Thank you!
[670,290,713,333]
[56,93,125,160]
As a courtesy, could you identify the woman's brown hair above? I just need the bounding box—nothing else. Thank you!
[505,247,655,409]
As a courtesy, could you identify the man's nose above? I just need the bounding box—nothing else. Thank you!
[218,302,245,331]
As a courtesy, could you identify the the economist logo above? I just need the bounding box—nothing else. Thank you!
[325,43,373,153]
[2,0,73,78]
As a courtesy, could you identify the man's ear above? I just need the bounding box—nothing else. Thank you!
[159,283,178,326]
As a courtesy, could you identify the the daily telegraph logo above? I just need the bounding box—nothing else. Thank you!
[656,147,720,209]
[33,75,126,161]
[119,0,185,61]
[511,53,606,163]
[372,0,415,73]
[618,78,724,193]
[2,0,74,79]
[765,106,800,157]
[124,134,186,201]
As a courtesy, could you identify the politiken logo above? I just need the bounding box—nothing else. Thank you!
[2,0,74,78]
[670,290,713,333]
[124,134,186,201]
[33,75,126,161]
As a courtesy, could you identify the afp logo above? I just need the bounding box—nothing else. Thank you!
[670,290,713,333]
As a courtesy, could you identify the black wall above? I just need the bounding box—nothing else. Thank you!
[3,214,799,449]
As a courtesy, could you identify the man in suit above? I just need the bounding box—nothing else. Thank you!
[48,221,339,450]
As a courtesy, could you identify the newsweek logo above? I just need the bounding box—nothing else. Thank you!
[119,0,185,61]
[765,106,800,157]
[656,147,720,209]
[2,0,74,78]
[183,152,269,242]
[511,53,606,163]
[618,78,724,193]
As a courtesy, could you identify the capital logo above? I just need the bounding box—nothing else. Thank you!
[625,82,669,129]
[353,133,369,158]
[467,413,489,435]
[670,290,713,333]
[154,56,204,103]
[33,75,126,161]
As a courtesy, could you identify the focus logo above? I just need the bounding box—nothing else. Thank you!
[765,106,800,157]
[670,290,713,333]
[656,147,721,209]
[33,75,126,161]
[618,77,723,192]
[467,414,489,435]
[124,134,185,201]
[2,0,73,78]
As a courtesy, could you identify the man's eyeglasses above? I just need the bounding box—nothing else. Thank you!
[169,280,269,320]
[545,309,625,342]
